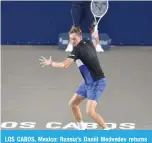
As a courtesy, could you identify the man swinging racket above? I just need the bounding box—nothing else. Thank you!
[39,26,110,130]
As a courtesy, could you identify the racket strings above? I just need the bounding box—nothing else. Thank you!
[91,1,108,17]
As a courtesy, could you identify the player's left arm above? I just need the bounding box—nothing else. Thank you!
[39,56,74,68]
[39,48,78,68]
[51,58,74,68]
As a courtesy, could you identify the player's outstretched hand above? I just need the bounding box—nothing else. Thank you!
[39,56,52,67]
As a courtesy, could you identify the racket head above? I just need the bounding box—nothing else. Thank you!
[91,0,109,18]
[91,0,109,31]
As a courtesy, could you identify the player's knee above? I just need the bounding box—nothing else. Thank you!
[86,107,95,117]
[69,99,77,108]
[69,100,73,108]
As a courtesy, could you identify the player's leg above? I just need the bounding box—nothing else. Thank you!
[86,78,109,129]
[84,6,104,52]
[69,82,86,130]
[83,6,95,33]
[69,94,85,129]
[65,4,83,52]
[71,4,83,28]
[69,94,85,123]
[86,100,108,129]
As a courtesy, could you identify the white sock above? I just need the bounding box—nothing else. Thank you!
[77,121,86,130]
[96,44,104,52]
[65,43,73,52]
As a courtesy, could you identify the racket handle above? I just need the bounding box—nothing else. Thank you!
[94,25,98,32]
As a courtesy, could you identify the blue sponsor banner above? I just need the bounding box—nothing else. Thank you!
[58,33,111,51]
[1,130,152,143]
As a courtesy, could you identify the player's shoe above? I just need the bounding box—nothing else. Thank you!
[96,44,104,52]
[65,43,73,52]
[104,127,111,130]
[77,122,87,130]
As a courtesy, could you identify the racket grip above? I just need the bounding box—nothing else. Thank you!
[94,25,98,32]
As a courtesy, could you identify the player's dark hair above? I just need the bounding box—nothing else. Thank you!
[68,26,82,36]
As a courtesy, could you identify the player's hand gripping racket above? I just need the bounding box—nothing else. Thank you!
[91,0,109,31]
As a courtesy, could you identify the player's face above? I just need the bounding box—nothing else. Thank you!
[69,33,82,47]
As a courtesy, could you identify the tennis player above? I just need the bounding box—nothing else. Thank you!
[65,1,104,53]
[39,26,109,130]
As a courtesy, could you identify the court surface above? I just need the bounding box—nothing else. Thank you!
[1,46,152,130]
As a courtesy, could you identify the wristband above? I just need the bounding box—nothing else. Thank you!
[91,36,97,41]
[51,62,55,67]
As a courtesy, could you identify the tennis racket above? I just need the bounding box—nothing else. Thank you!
[91,0,109,31]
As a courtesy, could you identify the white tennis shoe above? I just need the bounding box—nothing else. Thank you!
[65,43,73,52]
[96,44,104,52]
